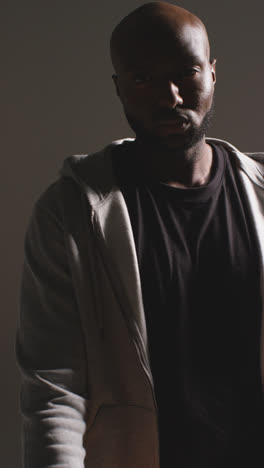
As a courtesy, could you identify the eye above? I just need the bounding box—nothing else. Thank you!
[181,67,200,79]
[133,73,152,85]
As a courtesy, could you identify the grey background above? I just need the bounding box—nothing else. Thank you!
[2,1,264,466]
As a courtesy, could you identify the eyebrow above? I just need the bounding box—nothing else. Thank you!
[113,54,206,79]
[182,55,204,65]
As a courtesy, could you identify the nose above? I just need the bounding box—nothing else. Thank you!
[158,80,183,108]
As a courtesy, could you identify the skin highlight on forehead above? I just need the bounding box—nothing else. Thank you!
[110,2,211,74]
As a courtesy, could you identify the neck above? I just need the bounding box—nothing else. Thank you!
[135,138,213,188]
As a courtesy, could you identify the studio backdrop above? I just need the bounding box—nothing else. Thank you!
[2,1,263,466]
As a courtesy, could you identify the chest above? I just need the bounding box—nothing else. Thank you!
[122,155,262,376]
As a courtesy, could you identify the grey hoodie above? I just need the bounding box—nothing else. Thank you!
[17,137,264,468]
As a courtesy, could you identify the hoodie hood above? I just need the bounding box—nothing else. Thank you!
[60,137,264,208]
[208,137,264,188]
[60,139,134,208]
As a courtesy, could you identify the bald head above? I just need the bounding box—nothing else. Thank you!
[110,2,211,74]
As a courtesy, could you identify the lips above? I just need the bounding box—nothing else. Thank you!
[154,116,190,134]
[156,113,189,124]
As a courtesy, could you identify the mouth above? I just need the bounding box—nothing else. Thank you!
[154,116,190,135]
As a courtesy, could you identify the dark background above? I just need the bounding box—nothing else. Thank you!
[2,1,263,466]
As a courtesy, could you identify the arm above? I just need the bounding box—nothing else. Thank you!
[16,186,88,468]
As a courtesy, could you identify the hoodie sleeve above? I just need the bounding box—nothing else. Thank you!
[16,183,88,468]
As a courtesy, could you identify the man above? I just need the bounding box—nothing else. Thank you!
[17,2,264,467]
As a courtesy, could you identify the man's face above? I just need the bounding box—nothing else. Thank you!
[114,23,216,152]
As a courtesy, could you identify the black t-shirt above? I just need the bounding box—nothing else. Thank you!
[112,141,264,467]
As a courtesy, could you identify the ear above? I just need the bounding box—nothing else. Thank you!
[112,74,120,97]
[210,59,216,84]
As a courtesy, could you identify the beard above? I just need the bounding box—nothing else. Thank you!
[124,98,215,154]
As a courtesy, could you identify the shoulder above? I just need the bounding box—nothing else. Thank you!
[60,139,134,189]
[29,138,135,225]
[207,137,264,187]
[31,180,64,229]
